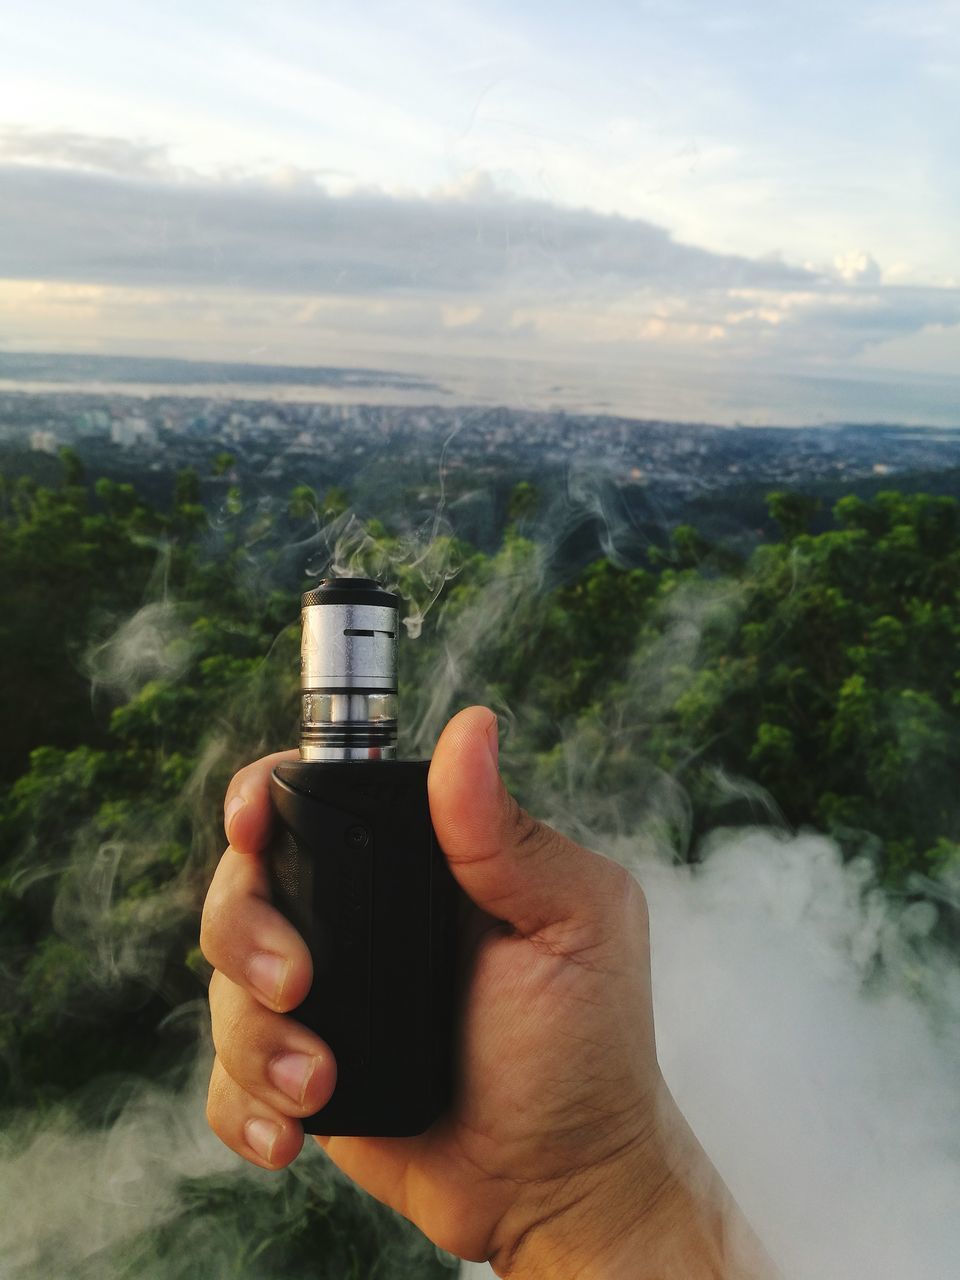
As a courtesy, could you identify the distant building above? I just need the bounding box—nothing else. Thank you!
[110,415,158,448]
[76,408,110,436]
[29,430,60,454]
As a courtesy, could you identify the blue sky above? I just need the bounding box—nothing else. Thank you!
[0,0,957,416]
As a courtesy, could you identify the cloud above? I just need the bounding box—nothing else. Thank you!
[833,249,883,285]
[0,125,169,178]
[0,145,957,378]
[719,283,960,359]
[0,159,810,296]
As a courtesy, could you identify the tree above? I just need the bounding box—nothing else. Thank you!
[211,451,236,477]
[767,490,820,541]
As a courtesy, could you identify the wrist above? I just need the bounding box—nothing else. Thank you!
[492,1143,677,1280]
[492,1085,777,1280]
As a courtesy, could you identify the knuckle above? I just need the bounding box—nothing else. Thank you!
[594,859,650,943]
[596,857,642,916]
[199,884,232,964]
[210,996,247,1065]
[207,967,224,1003]
[205,1063,229,1132]
[604,857,633,897]
[603,854,643,902]
[209,989,291,1105]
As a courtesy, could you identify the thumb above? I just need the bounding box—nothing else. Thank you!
[428,705,615,938]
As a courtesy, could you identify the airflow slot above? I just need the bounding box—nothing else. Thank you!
[344,628,395,638]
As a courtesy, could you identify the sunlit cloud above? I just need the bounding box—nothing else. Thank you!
[832,251,883,286]
[0,125,170,177]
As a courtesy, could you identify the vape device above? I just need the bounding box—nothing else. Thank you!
[267,577,459,1136]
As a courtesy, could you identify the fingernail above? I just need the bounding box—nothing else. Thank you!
[268,1052,319,1104]
[245,1117,280,1162]
[224,794,246,843]
[245,952,289,1005]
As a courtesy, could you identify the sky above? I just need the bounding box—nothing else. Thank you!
[0,0,958,419]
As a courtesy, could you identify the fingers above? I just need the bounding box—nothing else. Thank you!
[223,748,298,856]
[209,970,336,1117]
[200,844,313,1012]
[428,706,622,938]
[206,1054,306,1170]
[208,747,332,1172]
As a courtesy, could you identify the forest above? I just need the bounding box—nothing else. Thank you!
[2,448,958,1276]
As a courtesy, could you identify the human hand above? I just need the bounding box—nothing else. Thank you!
[201,707,776,1278]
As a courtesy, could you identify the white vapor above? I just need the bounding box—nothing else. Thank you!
[645,832,959,1280]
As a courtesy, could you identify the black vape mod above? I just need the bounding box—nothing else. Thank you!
[267,577,459,1137]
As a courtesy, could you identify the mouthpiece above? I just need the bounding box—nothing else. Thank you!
[299,576,400,761]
